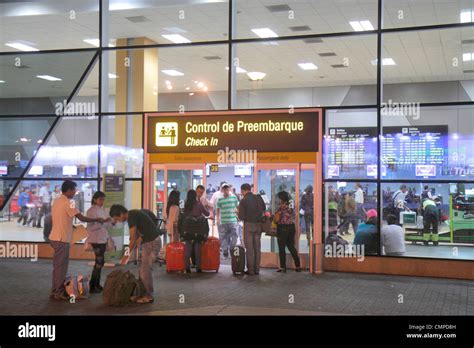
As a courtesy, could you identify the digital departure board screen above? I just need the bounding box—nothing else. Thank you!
[382,125,448,179]
[325,127,378,179]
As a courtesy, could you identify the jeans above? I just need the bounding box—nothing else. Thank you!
[36,203,50,228]
[339,212,359,234]
[276,224,301,269]
[243,222,262,274]
[17,206,28,225]
[140,239,157,297]
[90,243,106,289]
[185,241,201,270]
[218,223,238,254]
[304,213,313,243]
[27,207,38,226]
[50,241,70,296]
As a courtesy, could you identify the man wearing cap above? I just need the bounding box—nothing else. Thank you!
[422,198,439,246]
[216,183,239,257]
[353,209,379,255]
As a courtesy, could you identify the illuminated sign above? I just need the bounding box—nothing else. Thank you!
[148,111,319,153]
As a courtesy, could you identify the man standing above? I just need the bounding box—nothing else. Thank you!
[196,185,212,211]
[422,198,439,246]
[354,183,365,221]
[216,183,239,257]
[49,180,106,300]
[238,183,266,275]
[109,205,160,304]
[36,182,51,228]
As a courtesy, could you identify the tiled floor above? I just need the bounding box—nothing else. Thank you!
[0,258,473,316]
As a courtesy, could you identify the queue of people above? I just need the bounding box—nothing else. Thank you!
[15,183,61,228]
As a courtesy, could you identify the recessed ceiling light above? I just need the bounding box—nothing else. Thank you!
[163,27,187,34]
[247,72,266,81]
[189,92,194,96]
[161,69,184,76]
[225,67,247,73]
[251,28,278,38]
[108,73,118,79]
[161,34,191,44]
[298,62,318,70]
[0,80,5,83]
[36,75,62,81]
[5,42,38,51]
[371,58,396,66]
[203,86,208,92]
[197,82,204,88]
[350,20,374,31]
[185,87,190,90]
[165,80,171,85]
[460,10,474,23]
[166,85,173,90]
[84,39,115,47]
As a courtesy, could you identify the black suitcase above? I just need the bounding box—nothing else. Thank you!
[231,245,246,275]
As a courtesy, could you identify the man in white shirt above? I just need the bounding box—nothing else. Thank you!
[381,214,406,256]
[49,180,106,300]
[36,182,52,228]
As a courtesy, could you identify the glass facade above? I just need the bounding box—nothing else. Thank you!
[0,0,472,263]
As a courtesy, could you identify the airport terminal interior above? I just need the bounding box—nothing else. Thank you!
[0,0,473,274]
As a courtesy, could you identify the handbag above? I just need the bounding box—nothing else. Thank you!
[265,220,278,237]
[106,237,116,252]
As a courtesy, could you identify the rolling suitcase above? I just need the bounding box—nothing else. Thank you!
[166,241,186,273]
[200,236,220,272]
[231,245,246,275]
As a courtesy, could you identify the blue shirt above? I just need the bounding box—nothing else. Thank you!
[353,223,379,255]
[18,192,30,207]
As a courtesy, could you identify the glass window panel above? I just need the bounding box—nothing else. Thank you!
[0,0,99,52]
[324,181,379,256]
[381,182,473,260]
[381,105,474,180]
[105,45,228,113]
[384,0,474,29]
[235,0,378,39]
[324,109,378,180]
[26,116,99,179]
[101,115,143,178]
[382,27,474,104]
[0,117,56,178]
[0,179,98,242]
[107,0,228,47]
[0,51,97,115]
[233,35,377,109]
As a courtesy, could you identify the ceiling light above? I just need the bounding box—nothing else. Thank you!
[203,86,208,92]
[0,80,5,83]
[83,39,115,48]
[189,92,194,96]
[350,20,374,32]
[247,72,266,81]
[371,58,396,66]
[461,10,474,23]
[166,85,173,90]
[236,67,247,73]
[108,73,118,79]
[251,28,278,38]
[185,87,190,90]
[36,75,62,81]
[197,82,204,88]
[161,69,184,76]
[163,27,187,34]
[161,34,191,44]
[463,53,474,61]
[165,80,171,85]
[298,63,318,70]
[5,42,38,51]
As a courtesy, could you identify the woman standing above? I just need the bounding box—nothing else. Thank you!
[180,189,209,273]
[300,185,313,246]
[274,191,301,273]
[165,190,181,242]
[86,191,111,293]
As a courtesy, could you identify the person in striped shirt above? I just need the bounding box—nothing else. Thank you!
[216,183,239,257]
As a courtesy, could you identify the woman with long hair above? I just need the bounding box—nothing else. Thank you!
[181,189,209,273]
[165,190,181,242]
[86,191,111,293]
[274,191,301,273]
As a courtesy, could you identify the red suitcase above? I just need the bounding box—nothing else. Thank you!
[166,242,186,273]
[200,237,220,272]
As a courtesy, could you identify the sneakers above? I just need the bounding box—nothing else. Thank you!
[276,268,287,273]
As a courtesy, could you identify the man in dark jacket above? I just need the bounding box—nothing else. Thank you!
[238,183,266,275]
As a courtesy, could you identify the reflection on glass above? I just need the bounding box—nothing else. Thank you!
[299,169,314,253]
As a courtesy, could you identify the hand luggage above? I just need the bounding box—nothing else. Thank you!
[231,245,246,275]
[166,241,186,273]
[200,236,220,272]
[65,274,90,299]
[103,269,137,306]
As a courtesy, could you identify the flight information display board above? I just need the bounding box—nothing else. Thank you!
[325,127,378,178]
[382,125,448,178]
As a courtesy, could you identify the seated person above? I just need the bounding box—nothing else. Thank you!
[353,209,379,255]
[381,214,406,256]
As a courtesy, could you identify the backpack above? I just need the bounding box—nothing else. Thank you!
[179,214,208,242]
[103,269,137,306]
[142,209,166,236]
